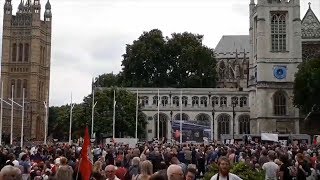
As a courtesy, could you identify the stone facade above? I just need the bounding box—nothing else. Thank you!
[0,0,52,141]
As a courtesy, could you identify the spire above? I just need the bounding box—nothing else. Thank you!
[308,2,311,9]
[45,0,51,10]
[18,0,24,11]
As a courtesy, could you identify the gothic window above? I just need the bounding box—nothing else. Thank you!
[17,79,21,98]
[192,96,199,107]
[173,96,179,107]
[274,91,287,116]
[218,114,230,139]
[10,79,15,97]
[18,43,23,62]
[220,97,227,107]
[161,96,168,106]
[182,96,188,107]
[140,96,149,107]
[240,97,247,107]
[200,96,208,107]
[212,96,219,107]
[153,96,159,106]
[239,115,250,134]
[12,43,17,62]
[218,62,226,79]
[23,79,28,98]
[271,12,287,52]
[24,43,29,62]
[231,97,239,106]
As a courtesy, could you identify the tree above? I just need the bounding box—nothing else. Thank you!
[49,88,147,141]
[93,73,123,87]
[294,58,320,114]
[120,29,217,88]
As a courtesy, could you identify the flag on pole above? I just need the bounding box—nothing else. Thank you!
[79,127,92,180]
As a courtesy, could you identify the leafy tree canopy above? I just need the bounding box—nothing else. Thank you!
[294,58,320,114]
[96,29,217,88]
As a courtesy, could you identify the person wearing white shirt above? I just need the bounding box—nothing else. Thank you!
[262,153,279,180]
[210,156,242,180]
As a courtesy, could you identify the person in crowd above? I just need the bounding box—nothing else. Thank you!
[262,153,279,180]
[19,154,30,180]
[167,164,184,180]
[0,165,22,180]
[185,167,196,180]
[134,160,153,180]
[92,160,105,180]
[128,157,140,179]
[210,156,242,180]
[105,165,120,180]
[55,157,73,180]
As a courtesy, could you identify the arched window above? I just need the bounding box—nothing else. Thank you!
[173,96,179,107]
[182,96,188,107]
[192,96,199,107]
[24,43,29,62]
[196,113,210,126]
[240,97,247,107]
[220,97,227,107]
[218,114,230,138]
[174,113,189,121]
[274,91,286,116]
[18,43,23,62]
[23,79,28,98]
[239,115,250,134]
[10,79,15,97]
[17,79,21,98]
[153,96,159,106]
[141,96,149,107]
[231,97,239,106]
[271,13,287,52]
[200,97,208,107]
[154,113,168,138]
[212,96,219,107]
[219,61,226,79]
[161,96,168,106]
[12,43,17,62]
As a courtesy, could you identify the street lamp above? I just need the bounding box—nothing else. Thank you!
[211,108,215,141]
[232,99,237,140]
[170,110,173,140]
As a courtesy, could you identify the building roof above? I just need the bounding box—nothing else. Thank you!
[301,3,320,40]
[214,35,250,59]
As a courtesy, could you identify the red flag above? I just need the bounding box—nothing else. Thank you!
[79,127,92,180]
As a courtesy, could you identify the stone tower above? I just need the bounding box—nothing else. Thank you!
[1,0,52,141]
[248,0,301,134]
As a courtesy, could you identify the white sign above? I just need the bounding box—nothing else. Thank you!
[261,133,278,142]
[104,138,138,148]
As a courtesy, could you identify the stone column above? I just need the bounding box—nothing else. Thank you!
[214,114,218,141]
[210,116,214,141]
[167,118,172,140]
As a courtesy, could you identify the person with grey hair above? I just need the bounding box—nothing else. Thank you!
[0,165,22,180]
[167,164,184,180]
[129,157,140,178]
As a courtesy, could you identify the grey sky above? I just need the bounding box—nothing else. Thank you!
[0,0,319,106]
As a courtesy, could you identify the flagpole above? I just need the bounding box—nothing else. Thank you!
[135,90,139,141]
[91,80,97,137]
[180,90,182,145]
[20,88,25,148]
[10,85,14,145]
[0,81,3,145]
[112,89,116,139]
[157,89,160,140]
[69,92,74,145]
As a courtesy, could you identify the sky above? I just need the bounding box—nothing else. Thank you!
[0,0,319,106]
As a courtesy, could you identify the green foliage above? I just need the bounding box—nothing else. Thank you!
[48,88,147,141]
[203,163,265,180]
[96,29,217,88]
[294,58,320,113]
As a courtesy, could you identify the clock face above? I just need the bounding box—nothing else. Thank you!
[273,66,287,79]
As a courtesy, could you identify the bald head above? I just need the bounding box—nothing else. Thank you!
[105,165,116,179]
[167,164,183,180]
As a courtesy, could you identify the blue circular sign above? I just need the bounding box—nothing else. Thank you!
[274,66,287,79]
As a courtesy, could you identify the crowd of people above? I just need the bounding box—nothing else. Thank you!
[0,140,319,180]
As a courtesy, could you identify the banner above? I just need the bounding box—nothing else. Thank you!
[261,133,278,142]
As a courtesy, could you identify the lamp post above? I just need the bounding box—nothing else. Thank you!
[44,101,48,145]
[69,93,75,145]
[211,108,215,141]
[232,100,237,140]
[170,110,173,138]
